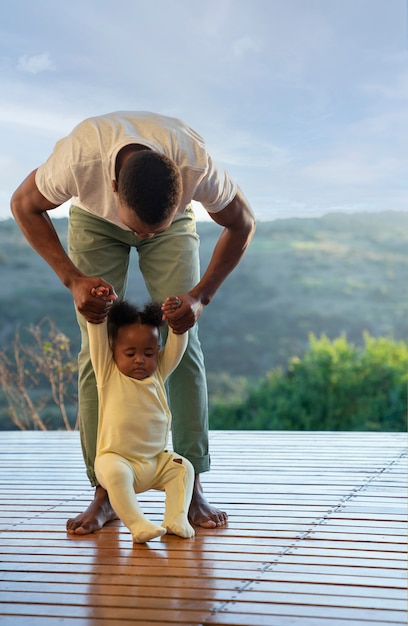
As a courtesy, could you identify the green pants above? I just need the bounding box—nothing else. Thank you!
[68,205,210,486]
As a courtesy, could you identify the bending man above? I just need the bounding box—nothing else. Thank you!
[10,111,256,533]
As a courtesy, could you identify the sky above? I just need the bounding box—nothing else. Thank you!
[0,0,406,222]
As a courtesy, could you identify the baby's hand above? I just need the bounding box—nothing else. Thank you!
[161,296,182,321]
[91,285,111,299]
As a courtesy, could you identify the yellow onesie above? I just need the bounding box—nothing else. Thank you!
[88,320,195,543]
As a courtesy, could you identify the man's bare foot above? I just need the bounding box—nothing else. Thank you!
[66,486,118,535]
[188,475,228,528]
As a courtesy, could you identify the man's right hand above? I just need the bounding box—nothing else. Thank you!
[70,276,117,323]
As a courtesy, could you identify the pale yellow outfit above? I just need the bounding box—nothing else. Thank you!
[88,320,195,543]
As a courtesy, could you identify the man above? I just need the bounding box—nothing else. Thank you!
[10,111,256,534]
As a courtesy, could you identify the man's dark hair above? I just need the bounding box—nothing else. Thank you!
[118,151,182,225]
[107,300,164,343]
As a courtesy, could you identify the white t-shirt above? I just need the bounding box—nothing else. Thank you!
[35,111,237,229]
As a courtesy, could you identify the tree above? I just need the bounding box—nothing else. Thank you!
[0,319,78,430]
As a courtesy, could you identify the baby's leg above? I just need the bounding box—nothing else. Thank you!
[95,453,165,543]
[155,453,195,538]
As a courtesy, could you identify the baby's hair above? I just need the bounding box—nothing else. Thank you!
[107,300,164,343]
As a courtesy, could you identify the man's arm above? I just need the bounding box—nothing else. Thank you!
[10,170,116,322]
[167,188,256,333]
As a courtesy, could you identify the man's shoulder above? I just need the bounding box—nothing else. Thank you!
[78,111,186,130]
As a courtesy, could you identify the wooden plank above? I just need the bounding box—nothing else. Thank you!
[1,545,405,568]
[0,591,406,622]
[1,558,405,580]
[0,579,405,602]
[0,430,406,626]
[2,615,399,626]
[204,614,405,626]
[0,559,405,588]
[0,596,406,625]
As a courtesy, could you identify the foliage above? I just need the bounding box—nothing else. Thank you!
[206,371,249,408]
[2,212,408,393]
[2,212,408,430]
[209,333,408,432]
[0,319,78,430]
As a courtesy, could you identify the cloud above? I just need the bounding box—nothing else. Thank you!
[232,36,261,58]
[17,52,56,75]
[362,70,408,101]
[0,103,78,134]
[0,0,405,222]
[301,153,400,186]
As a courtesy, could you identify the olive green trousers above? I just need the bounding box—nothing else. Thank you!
[68,205,210,486]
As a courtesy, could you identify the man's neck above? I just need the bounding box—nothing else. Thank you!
[115,144,151,180]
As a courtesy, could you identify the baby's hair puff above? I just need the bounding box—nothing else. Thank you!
[107,300,164,343]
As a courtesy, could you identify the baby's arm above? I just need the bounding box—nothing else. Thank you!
[159,324,188,380]
[159,297,188,379]
[86,318,113,385]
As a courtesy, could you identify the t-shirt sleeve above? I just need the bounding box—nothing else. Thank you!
[87,320,114,385]
[192,153,237,213]
[35,134,81,205]
[158,328,188,381]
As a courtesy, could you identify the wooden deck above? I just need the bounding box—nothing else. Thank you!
[0,430,406,626]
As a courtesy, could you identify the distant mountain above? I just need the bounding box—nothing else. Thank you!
[1,211,408,394]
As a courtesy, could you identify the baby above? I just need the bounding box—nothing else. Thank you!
[87,288,195,543]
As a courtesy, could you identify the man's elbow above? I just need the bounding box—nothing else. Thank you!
[238,198,256,242]
[10,187,20,211]
[10,190,32,223]
[210,188,256,241]
[10,190,22,220]
[10,169,47,221]
[244,209,256,238]
[10,174,31,220]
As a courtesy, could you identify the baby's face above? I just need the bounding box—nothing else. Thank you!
[111,323,159,380]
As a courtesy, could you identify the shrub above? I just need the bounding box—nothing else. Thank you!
[210,333,408,431]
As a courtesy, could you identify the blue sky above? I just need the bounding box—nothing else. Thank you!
[0,0,406,221]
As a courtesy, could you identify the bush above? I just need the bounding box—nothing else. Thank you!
[209,333,408,431]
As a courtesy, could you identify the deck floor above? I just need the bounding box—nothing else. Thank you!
[0,430,406,625]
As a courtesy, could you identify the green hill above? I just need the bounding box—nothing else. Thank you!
[198,211,408,382]
[1,211,408,404]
